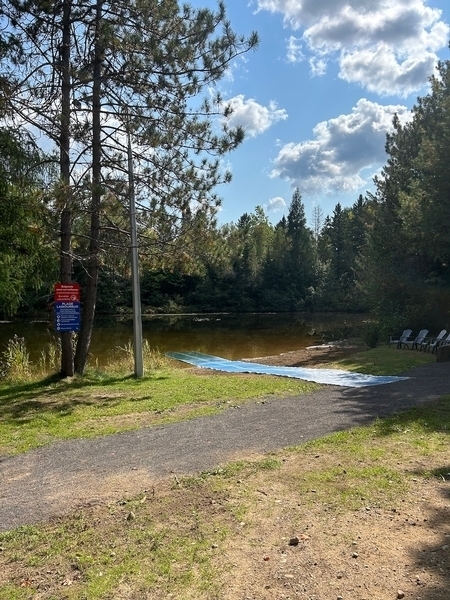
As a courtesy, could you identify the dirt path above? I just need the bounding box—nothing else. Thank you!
[1,360,450,532]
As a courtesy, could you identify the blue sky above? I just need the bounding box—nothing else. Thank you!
[190,0,450,226]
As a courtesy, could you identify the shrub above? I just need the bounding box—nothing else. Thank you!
[362,321,382,348]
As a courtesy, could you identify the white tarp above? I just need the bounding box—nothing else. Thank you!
[166,351,408,388]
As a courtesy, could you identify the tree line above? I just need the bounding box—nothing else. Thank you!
[1,1,449,375]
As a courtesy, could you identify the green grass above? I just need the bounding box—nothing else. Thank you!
[332,344,434,375]
[0,366,318,455]
[0,491,230,599]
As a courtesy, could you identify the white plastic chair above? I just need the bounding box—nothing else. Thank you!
[428,330,449,353]
[404,329,429,350]
[388,329,413,348]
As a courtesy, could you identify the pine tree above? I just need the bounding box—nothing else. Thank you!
[1,0,258,374]
[0,126,56,315]
[285,187,316,308]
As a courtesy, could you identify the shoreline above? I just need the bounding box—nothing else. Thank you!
[246,340,366,368]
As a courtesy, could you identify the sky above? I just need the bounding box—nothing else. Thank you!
[188,0,450,226]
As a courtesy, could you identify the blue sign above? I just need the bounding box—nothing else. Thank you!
[54,301,81,332]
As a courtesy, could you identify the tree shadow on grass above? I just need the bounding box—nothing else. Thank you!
[0,371,170,425]
[329,362,450,434]
[372,398,450,437]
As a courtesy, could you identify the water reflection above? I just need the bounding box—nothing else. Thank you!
[0,313,367,366]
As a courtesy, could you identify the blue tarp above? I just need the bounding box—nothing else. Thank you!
[166,351,409,388]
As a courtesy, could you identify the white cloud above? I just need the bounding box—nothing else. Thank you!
[270,98,412,195]
[286,36,304,63]
[223,95,288,137]
[309,56,327,77]
[256,0,449,96]
[267,196,287,212]
[339,45,438,96]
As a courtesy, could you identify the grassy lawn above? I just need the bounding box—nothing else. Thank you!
[333,344,435,375]
[0,345,435,456]
[0,344,447,598]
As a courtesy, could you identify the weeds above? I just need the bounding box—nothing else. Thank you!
[37,338,61,374]
[0,335,31,381]
[0,336,171,382]
[107,339,171,372]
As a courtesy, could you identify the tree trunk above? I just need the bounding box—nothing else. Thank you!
[74,0,103,374]
[59,0,74,377]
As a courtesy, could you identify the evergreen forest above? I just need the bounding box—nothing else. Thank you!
[1,2,450,375]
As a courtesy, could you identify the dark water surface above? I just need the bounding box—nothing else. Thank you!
[0,313,367,366]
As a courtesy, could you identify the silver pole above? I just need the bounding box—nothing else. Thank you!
[127,128,144,377]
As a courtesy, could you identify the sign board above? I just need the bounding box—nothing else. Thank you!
[54,301,81,332]
[54,283,81,302]
[54,284,81,332]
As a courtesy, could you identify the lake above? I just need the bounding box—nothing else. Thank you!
[0,312,367,366]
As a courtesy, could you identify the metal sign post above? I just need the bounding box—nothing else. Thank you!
[127,128,144,378]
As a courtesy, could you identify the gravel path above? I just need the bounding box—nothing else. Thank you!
[1,362,449,532]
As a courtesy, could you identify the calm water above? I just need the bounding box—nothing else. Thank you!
[0,313,367,366]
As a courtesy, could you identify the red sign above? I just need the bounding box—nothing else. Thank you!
[54,283,81,302]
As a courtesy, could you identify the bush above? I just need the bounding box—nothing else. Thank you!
[362,321,382,348]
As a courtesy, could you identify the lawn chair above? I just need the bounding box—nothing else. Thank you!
[426,329,450,354]
[388,329,413,348]
[428,330,449,353]
[404,329,429,350]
